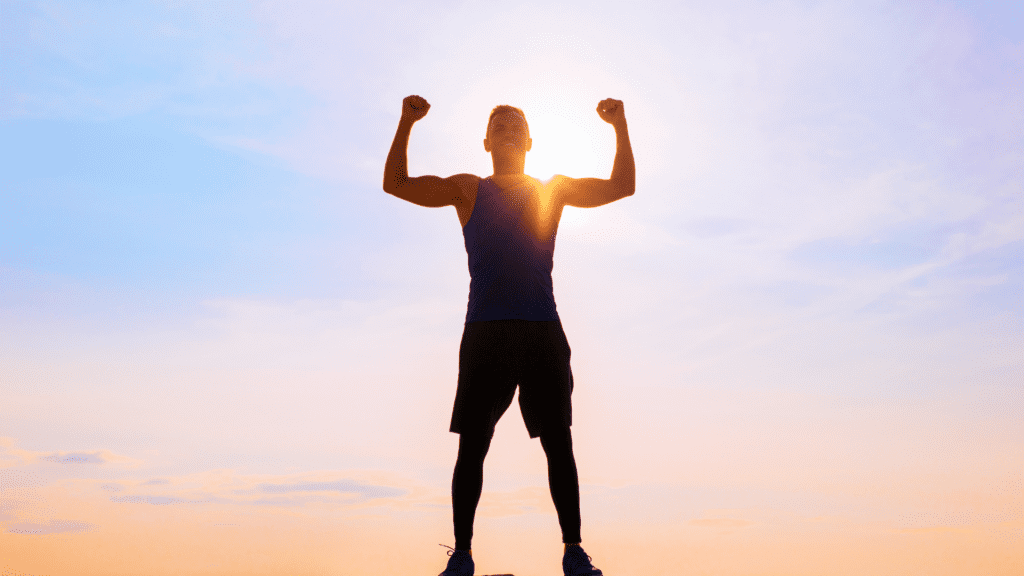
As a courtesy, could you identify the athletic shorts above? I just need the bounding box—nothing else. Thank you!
[450,319,574,439]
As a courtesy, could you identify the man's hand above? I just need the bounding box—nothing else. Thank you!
[596,98,626,127]
[402,95,431,123]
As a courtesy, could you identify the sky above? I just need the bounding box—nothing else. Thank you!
[1,0,1022,574]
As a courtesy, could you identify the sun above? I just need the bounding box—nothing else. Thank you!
[521,100,616,183]
[518,98,614,229]
[444,52,621,185]
[445,62,621,232]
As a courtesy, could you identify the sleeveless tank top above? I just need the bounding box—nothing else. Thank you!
[462,176,560,323]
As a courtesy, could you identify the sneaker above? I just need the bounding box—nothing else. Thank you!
[563,544,603,576]
[439,544,474,576]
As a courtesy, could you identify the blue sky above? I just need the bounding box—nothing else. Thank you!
[2,1,1022,574]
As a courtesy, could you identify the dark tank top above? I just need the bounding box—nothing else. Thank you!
[462,176,559,323]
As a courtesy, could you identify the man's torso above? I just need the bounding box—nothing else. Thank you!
[460,175,564,323]
[454,174,565,229]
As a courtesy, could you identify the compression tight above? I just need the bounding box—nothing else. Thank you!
[452,426,581,550]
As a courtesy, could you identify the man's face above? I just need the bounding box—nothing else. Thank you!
[484,111,532,156]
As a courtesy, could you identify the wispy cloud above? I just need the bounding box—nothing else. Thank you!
[257,480,406,500]
[6,518,95,535]
[2,439,143,470]
[39,452,105,464]
[110,495,196,506]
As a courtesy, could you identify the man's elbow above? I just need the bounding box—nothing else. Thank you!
[609,175,634,199]
[383,177,402,196]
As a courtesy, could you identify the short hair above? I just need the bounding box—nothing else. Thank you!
[487,105,529,134]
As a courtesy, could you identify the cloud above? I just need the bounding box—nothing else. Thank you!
[39,452,105,464]
[35,449,141,469]
[0,438,45,467]
[257,480,406,500]
[1,440,143,471]
[7,519,95,535]
[110,495,195,506]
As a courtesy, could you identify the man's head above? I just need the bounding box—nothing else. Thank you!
[484,105,532,157]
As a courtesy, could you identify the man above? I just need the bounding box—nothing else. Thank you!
[382,94,634,576]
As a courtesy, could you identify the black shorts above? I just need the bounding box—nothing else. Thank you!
[450,319,574,439]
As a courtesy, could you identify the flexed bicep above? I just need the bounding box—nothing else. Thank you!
[383,95,433,196]
[387,174,476,208]
[554,175,631,208]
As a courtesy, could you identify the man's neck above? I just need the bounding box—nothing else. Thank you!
[491,155,526,177]
[490,173,533,192]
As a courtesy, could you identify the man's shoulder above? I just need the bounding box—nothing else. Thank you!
[539,174,576,199]
[446,173,483,195]
[447,173,483,185]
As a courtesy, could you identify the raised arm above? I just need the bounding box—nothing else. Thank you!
[555,98,635,208]
[383,95,475,208]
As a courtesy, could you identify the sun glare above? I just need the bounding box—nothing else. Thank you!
[444,56,625,231]
[520,99,614,229]
[523,104,616,182]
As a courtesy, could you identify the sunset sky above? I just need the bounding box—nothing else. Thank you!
[1,1,1022,575]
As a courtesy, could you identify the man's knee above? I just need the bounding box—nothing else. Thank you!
[457,427,495,459]
[539,426,573,455]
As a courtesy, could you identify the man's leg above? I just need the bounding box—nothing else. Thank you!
[452,427,495,551]
[539,426,582,545]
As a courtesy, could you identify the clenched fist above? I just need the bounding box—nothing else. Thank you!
[596,98,626,127]
[402,95,431,123]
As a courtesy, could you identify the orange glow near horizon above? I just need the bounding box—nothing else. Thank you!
[2,473,1022,576]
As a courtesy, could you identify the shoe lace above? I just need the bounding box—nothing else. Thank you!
[439,543,456,557]
[567,546,594,565]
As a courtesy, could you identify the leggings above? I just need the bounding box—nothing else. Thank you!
[452,426,581,550]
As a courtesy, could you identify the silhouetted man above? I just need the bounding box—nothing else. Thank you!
[383,95,634,576]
